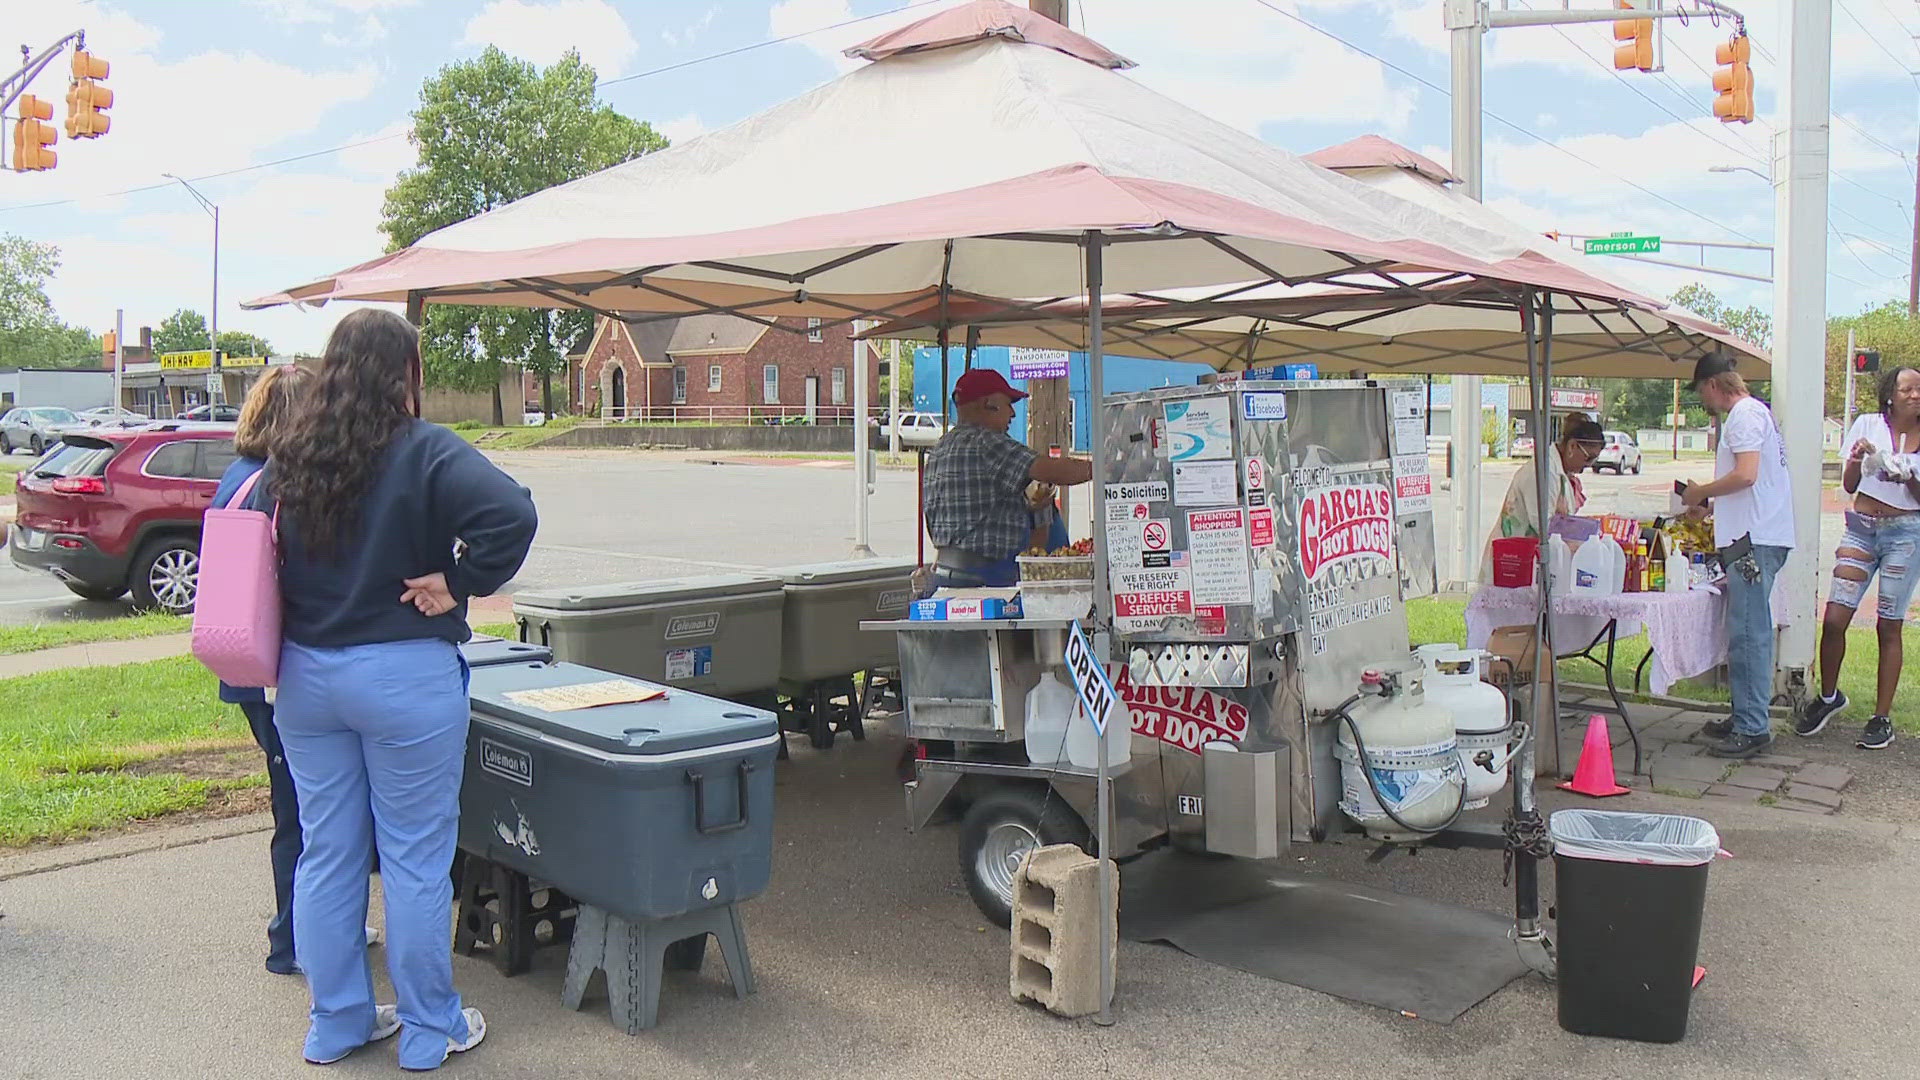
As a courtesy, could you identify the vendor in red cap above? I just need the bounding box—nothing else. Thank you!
[924,368,1094,588]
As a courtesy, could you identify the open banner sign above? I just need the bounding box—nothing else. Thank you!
[1065,621,1118,736]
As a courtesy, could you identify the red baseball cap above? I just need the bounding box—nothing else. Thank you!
[953,368,1028,405]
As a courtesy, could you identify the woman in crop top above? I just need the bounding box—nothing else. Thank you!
[1797,365,1920,750]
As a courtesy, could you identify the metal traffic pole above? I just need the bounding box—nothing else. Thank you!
[1844,328,1856,438]
[1082,229,1115,1028]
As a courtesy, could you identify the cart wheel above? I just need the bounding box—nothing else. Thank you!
[807,684,836,750]
[958,786,1092,928]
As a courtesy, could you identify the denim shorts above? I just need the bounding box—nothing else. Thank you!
[1830,510,1920,621]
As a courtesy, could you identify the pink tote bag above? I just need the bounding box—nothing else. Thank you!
[192,469,282,687]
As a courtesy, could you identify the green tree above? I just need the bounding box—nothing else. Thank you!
[1671,282,1771,351]
[152,309,212,356]
[216,330,273,359]
[1826,301,1920,418]
[381,47,667,422]
[0,234,104,368]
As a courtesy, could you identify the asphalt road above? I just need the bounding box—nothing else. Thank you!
[0,448,1852,626]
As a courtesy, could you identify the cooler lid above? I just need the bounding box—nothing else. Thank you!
[468,661,777,755]
[773,559,918,586]
[513,573,782,612]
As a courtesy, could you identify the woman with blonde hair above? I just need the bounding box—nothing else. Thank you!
[211,363,323,976]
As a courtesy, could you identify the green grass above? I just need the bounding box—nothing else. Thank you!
[0,655,264,846]
[474,622,516,640]
[0,613,189,656]
[0,458,26,476]
[449,415,583,450]
[1407,595,1920,732]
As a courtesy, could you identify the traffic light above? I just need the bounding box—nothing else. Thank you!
[66,49,112,138]
[12,95,57,172]
[1713,34,1755,124]
[1853,348,1881,375]
[1613,0,1654,72]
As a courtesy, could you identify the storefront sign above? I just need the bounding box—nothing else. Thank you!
[1110,663,1250,754]
[1299,483,1395,581]
[1550,387,1603,411]
[1009,348,1070,380]
[157,351,269,370]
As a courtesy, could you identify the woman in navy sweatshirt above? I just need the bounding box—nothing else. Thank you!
[266,309,537,1070]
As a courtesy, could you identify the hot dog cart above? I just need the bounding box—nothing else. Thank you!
[872,378,1506,927]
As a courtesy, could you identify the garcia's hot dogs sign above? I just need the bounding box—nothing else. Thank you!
[1109,663,1250,754]
[1299,482,1395,581]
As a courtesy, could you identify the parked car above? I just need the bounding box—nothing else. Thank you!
[77,406,151,427]
[8,426,240,613]
[1592,430,1642,474]
[883,411,947,448]
[0,406,81,456]
[178,403,241,423]
[1511,435,1534,458]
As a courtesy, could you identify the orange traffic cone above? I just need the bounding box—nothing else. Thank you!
[1559,714,1631,797]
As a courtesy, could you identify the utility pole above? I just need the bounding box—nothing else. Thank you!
[1771,0,1833,688]
[1844,328,1856,437]
[888,338,902,456]
[1025,0,1073,490]
[1445,0,1485,588]
[113,308,124,415]
[164,173,223,404]
[852,321,875,557]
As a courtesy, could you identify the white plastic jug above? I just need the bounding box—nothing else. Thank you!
[1065,690,1131,771]
[1025,672,1076,766]
[1547,535,1573,596]
[1568,538,1614,594]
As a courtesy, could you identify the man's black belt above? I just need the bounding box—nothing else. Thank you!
[934,547,996,572]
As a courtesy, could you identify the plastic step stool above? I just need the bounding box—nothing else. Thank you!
[561,902,756,1033]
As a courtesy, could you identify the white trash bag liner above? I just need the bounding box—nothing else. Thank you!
[1549,809,1720,866]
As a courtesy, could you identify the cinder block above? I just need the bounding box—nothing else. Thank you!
[1009,843,1116,1018]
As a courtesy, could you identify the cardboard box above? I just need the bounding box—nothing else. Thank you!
[909,590,1024,621]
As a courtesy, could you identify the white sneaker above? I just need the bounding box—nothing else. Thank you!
[400,1007,486,1072]
[303,1004,401,1065]
[365,924,383,947]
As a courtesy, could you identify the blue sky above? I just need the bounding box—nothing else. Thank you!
[2,0,1913,356]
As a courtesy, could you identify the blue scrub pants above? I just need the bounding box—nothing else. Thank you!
[276,638,473,1069]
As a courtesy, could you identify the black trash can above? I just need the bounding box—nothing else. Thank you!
[1551,809,1720,1043]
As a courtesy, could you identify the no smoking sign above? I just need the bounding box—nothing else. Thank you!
[1142,520,1170,551]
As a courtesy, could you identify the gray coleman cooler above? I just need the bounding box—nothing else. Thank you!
[460,634,554,668]
[771,559,917,687]
[512,574,784,699]
[461,661,779,923]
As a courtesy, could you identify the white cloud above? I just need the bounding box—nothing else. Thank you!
[461,0,639,78]
[251,0,418,24]
[770,0,974,76]
[336,121,418,181]
[662,6,720,49]
[656,114,709,145]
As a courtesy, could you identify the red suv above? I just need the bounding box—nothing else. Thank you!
[8,425,239,614]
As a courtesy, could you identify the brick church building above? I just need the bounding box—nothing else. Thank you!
[571,313,883,423]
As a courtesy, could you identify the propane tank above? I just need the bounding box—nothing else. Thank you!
[1335,665,1466,841]
[1419,647,1514,810]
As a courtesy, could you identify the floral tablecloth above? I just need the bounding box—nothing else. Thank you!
[1464,586,1728,696]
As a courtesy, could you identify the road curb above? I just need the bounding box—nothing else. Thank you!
[0,810,272,883]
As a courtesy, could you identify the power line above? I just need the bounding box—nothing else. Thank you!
[1245,0,1768,244]
[0,0,948,214]
[1835,0,1919,79]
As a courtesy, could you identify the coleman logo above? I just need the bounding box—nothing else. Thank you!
[665,613,721,640]
[876,589,910,614]
[1299,483,1394,582]
[479,738,534,788]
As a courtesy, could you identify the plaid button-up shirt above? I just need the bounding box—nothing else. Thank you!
[925,423,1040,561]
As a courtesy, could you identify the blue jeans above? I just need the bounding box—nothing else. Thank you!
[276,638,473,1069]
[240,700,301,972]
[1727,544,1791,736]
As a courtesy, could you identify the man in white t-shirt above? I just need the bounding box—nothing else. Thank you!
[1680,353,1794,758]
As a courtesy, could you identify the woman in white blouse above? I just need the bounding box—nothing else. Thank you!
[1797,365,1920,749]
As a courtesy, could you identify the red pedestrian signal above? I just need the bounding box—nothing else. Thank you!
[1852,348,1881,374]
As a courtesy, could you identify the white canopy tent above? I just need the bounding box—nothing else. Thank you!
[248,0,1750,984]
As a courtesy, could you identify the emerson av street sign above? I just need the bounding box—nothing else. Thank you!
[1583,234,1662,255]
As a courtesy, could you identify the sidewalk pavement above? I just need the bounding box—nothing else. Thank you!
[0,596,519,681]
[4,726,1919,1079]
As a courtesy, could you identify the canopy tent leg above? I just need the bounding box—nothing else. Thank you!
[1511,288,1555,981]
[1084,230,1116,1027]
[965,324,979,372]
